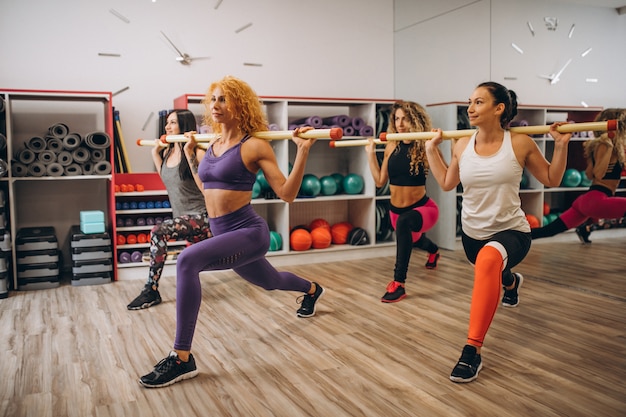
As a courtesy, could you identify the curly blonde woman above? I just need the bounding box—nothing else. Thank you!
[531,108,626,242]
[366,101,441,303]
[139,76,324,388]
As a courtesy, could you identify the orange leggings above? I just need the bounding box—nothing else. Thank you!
[467,245,504,347]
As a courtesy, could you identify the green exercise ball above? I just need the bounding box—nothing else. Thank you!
[561,168,582,187]
[300,174,321,197]
[320,175,338,195]
[343,173,364,195]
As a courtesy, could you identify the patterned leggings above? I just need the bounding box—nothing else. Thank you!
[147,212,211,288]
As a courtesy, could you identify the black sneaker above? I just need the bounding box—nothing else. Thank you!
[381,281,406,303]
[139,351,198,388]
[575,224,592,244]
[425,252,440,269]
[502,273,523,308]
[127,285,162,310]
[450,345,483,383]
[296,282,325,318]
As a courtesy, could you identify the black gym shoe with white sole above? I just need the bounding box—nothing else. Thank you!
[296,282,324,318]
[127,285,162,310]
[502,273,523,308]
[139,351,198,388]
[450,344,483,383]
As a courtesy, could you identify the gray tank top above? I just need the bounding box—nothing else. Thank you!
[160,164,206,218]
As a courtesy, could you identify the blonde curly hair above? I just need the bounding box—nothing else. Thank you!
[388,101,432,175]
[202,75,268,136]
[583,108,626,164]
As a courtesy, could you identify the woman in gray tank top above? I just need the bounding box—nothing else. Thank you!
[127,109,211,310]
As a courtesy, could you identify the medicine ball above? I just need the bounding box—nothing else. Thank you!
[348,227,370,246]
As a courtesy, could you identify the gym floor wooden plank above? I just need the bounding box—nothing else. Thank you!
[0,230,624,417]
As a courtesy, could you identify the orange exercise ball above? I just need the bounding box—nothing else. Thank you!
[309,218,331,231]
[331,221,353,245]
[310,227,332,249]
[526,214,540,229]
[290,228,312,251]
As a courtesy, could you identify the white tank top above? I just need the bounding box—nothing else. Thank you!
[459,130,530,240]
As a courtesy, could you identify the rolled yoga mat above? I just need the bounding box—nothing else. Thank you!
[26,136,47,152]
[290,116,323,128]
[38,150,56,164]
[46,163,64,177]
[322,115,351,127]
[64,163,83,176]
[62,133,82,150]
[11,162,28,177]
[48,123,69,138]
[27,162,46,177]
[82,162,95,175]
[358,125,374,136]
[57,151,73,166]
[351,117,365,130]
[94,161,112,175]
[71,147,91,164]
[90,149,105,162]
[84,131,111,149]
[342,126,355,136]
[45,136,63,153]
[16,149,36,164]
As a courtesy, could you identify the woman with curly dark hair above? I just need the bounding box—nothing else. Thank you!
[366,101,441,303]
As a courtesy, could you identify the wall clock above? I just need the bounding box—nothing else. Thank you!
[508,17,598,91]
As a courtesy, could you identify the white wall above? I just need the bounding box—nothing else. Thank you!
[394,0,626,109]
[0,0,395,172]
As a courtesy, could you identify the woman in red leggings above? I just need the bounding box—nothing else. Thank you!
[531,108,626,243]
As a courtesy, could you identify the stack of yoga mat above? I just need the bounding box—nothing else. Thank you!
[288,114,374,137]
[12,122,112,177]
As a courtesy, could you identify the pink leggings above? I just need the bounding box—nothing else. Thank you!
[560,189,626,229]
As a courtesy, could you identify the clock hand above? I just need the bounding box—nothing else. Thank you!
[550,58,572,85]
[160,31,190,64]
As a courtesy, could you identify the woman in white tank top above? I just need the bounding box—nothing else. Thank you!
[425,81,572,383]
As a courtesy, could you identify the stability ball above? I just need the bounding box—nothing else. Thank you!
[331,173,344,194]
[561,168,582,187]
[300,174,321,197]
[579,170,592,187]
[319,175,338,196]
[269,231,282,251]
[256,170,270,192]
[343,173,364,194]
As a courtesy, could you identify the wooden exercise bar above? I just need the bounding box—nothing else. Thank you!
[379,120,617,142]
[329,138,384,148]
[136,138,209,149]
[162,127,343,143]
[329,120,618,148]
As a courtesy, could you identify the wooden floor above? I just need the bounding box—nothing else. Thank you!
[1,230,625,417]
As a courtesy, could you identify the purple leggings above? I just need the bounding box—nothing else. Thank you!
[560,188,626,229]
[174,204,311,351]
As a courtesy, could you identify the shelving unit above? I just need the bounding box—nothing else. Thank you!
[155,94,397,266]
[426,102,625,249]
[113,172,189,269]
[0,89,116,289]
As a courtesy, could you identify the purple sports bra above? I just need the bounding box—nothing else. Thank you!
[198,135,257,191]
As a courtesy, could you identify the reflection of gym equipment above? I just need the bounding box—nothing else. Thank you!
[328,120,618,147]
